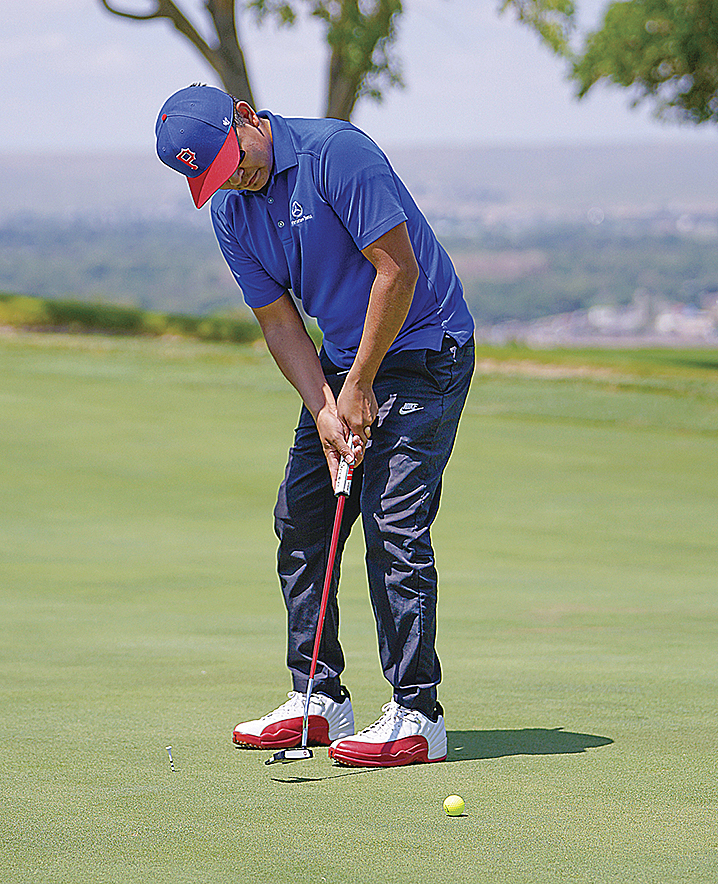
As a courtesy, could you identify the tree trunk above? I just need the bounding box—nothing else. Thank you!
[99,0,405,122]
[206,0,256,105]
[324,49,362,120]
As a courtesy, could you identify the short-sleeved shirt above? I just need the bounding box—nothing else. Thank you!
[211,112,474,370]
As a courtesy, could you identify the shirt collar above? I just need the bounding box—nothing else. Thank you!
[261,111,297,177]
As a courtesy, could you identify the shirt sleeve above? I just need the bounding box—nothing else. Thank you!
[211,198,286,309]
[318,128,408,251]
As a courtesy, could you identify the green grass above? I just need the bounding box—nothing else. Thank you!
[1,333,717,883]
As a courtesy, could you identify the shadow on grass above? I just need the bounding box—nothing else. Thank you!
[447,727,613,762]
[269,767,383,784]
[266,727,614,781]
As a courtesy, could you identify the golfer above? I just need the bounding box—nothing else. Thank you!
[155,84,475,767]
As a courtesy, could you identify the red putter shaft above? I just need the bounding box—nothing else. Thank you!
[265,456,355,765]
[299,457,353,748]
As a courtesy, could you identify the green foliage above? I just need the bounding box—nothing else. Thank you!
[504,0,718,124]
[44,299,148,334]
[0,292,262,344]
[500,0,576,56]
[245,0,297,24]
[0,295,50,327]
[246,0,403,116]
[318,0,404,104]
[575,0,718,123]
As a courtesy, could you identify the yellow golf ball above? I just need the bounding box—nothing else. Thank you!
[443,795,465,816]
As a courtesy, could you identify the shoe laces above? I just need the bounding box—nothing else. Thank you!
[358,701,422,736]
[260,691,306,721]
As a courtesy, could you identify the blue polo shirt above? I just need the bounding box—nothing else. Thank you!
[211,112,474,370]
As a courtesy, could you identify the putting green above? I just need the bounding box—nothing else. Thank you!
[1,333,717,883]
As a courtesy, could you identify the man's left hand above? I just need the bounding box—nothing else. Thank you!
[337,376,378,447]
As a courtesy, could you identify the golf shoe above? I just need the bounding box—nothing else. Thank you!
[232,691,354,748]
[328,700,447,767]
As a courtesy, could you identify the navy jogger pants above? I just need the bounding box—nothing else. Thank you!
[273,334,475,717]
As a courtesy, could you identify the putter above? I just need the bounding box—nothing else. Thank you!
[266,455,354,765]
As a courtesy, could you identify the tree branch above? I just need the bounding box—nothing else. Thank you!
[99,0,216,67]
[99,0,162,21]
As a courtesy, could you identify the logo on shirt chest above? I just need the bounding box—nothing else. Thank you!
[290,200,314,227]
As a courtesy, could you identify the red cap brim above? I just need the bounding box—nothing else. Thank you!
[188,127,241,209]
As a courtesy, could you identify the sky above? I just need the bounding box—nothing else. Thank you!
[5,0,718,154]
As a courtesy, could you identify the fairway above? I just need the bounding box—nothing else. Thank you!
[2,333,717,883]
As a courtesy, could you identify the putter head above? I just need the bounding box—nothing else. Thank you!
[265,747,314,765]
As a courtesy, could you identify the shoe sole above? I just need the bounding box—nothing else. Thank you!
[328,736,447,767]
[233,715,331,749]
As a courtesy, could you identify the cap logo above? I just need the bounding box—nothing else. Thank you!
[176,147,199,170]
[223,117,231,127]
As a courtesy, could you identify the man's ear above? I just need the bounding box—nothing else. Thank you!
[236,101,260,127]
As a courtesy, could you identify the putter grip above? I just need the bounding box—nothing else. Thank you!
[334,458,353,497]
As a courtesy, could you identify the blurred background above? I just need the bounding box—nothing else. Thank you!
[3,0,718,343]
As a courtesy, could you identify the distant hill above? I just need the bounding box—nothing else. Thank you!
[3,142,718,329]
[3,141,718,223]
[392,141,718,225]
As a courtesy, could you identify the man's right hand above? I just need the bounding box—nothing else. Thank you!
[316,405,365,488]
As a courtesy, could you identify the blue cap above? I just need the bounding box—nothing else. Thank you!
[155,85,240,208]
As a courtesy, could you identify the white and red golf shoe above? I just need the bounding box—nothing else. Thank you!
[328,700,447,767]
[232,691,354,749]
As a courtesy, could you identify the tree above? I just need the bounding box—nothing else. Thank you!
[98,0,404,121]
[249,1,403,120]
[502,0,718,125]
[99,0,256,105]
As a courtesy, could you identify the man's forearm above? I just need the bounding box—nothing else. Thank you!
[253,293,362,471]
[253,295,333,420]
[347,223,420,388]
[349,268,416,386]
[335,224,419,444]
